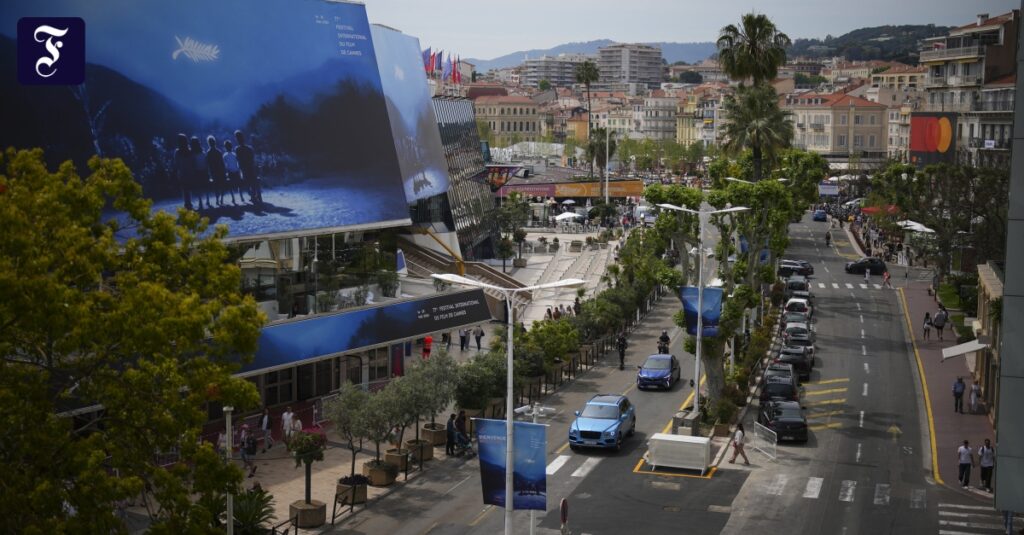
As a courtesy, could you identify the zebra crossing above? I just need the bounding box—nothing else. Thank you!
[814,282,892,291]
[937,502,1022,534]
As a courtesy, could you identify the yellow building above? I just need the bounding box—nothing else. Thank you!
[566,113,590,143]
[676,93,699,146]
[473,95,541,146]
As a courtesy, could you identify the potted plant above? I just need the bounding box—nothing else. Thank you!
[289,430,328,528]
[326,382,371,505]
[234,486,276,533]
[550,237,560,251]
[362,387,400,487]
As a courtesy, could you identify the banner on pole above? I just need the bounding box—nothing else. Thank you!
[679,287,724,337]
[475,419,547,511]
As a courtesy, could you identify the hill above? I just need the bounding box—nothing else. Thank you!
[465,40,717,72]
[788,24,952,64]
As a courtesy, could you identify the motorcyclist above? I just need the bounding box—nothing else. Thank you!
[616,333,627,370]
[657,330,670,353]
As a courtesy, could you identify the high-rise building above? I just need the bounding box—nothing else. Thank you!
[597,43,663,89]
[521,53,592,88]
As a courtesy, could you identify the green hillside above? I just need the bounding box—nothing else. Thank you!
[788,24,952,64]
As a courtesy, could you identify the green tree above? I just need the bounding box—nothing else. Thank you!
[527,318,580,369]
[716,13,792,86]
[538,79,552,91]
[326,382,370,479]
[0,149,264,533]
[232,487,276,535]
[476,118,494,146]
[720,84,794,181]
[575,60,600,175]
[291,431,326,505]
[586,127,618,182]
[677,71,704,84]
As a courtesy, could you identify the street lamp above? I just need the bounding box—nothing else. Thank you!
[724,176,790,185]
[604,129,615,205]
[656,204,749,419]
[431,273,585,535]
[224,405,235,535]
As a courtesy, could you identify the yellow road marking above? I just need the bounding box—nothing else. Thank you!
[803,387,848,396]
[805,410,844,419]
[806,398,846,406]
[621,382,636,396]
[809,422,842,431]
[659,376,705,433]
[555,442,570,454]
[469,505,493,526]
[805,378,850,385]
[898,288,943,485]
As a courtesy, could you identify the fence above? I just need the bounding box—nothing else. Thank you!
[750,421,778,461]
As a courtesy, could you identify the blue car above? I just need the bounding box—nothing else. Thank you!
[636,354,681,390]
[568,394,636,451]
[812,209,828,222]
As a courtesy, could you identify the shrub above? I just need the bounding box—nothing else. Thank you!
[710,398,738,424]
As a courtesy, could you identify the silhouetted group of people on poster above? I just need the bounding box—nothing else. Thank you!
[173,130,264,211]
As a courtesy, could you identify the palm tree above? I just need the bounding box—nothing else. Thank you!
[716,13,791,86]
[720,84,794,181]
[586,128,618,180]
[575,60,600,174]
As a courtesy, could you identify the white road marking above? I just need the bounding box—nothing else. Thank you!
[856,443,862,463]
[862,383,869,396]
[939,519,1008,530]
[818,282,826,289]
[823,266,830,273]
[850,292,856,298]
[856,302,861,311]
[859,314,863,323]
[546,455,570,475]
[832,282,839,289]
[873,284,882,289]
[845,283,854,289]
[864,362,870,373]
[862,345,867,356]
[873,483,891,505]
[861,329,865,339]
[859,283,868,289]
[938,503,998,511]
[803,477,823,499]
[859,411,865,427]
[910,489,927,509]
[444,475,472,495]
[839,480,857,502]
[766,474,788,495]
[571,457,601,478]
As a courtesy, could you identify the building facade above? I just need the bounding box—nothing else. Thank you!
[473,95,542,145]
[598,43,664,89]
[785,92,888,167]
[521,53,591,88]
[641,95,678,140]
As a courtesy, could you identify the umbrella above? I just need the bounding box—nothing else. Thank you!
[561,199,576,205]
[555,212,584,221]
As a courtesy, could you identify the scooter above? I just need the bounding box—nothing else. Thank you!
[657,341,669,354]
[453,434,476,458]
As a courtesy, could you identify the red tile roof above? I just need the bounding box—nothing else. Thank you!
[474,95,535,105]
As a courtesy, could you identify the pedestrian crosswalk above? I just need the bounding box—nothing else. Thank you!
[937,502,1022,534]
[815,282,890,290]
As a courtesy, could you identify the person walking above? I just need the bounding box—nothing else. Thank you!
[552,307,562,320]
[933,307,948,341]
[545,307,553,320]
[953,377,966,414]
[240,424,257,477]
[281,406,295,448]
[445,413,457,456]
[459,328,469,352]
[883,270,892,289]
[923,312,932,340]
[455,410,468,447]
[473,325,485,351]
[422,335,433,360]
[864,269,871,285]
[970,382,981,414]
[616,333,628,370]
[957,439,975,489]
[728,423,750,465]
[259,408,274,453]
[979,438,995,493]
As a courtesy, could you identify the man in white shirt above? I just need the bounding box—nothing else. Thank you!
[957,439,975,489]
[282,406,295,449]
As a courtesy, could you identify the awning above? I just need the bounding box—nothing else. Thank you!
[941,339,988,361]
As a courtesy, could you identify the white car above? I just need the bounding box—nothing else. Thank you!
[784,297,813,319]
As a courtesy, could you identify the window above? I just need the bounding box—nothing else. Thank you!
[838,135,847,146]
[854,135,863,147]
[263,369,294,406]
[840,115,848,125]
[869,115,876,125]
[367,347,389,382]
[854,115,862,125]
[869,135,876,148]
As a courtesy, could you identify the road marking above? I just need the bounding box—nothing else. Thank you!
[807,398,846,406]
[621,383,636,396]
[555,442,570,454]
[859,314,863,323]
[898,288,943,485]
[938,503,998,511]
[856,302,861,311]
[823,266,830,273]
[856,443,862,463]
[571,457,601,478]
[859,411,865,427]
[910,489,927,509]
[845,283,854,289]
[873,284,882,289]
[805,409,843,419]
[707,505,732,513]
[859,283,868,289]
[766,474,788,495]
[807,378,849,385]
[861,329,865,339]
[873,483,891,505]
[862,383,869,396]
[546,455,570,475]
[864,362,870,374]
[862,345,867,355]
[803,477,823,499]
[444,475,472,496]
[850,292,856,298]
[809,422,842,431]
[838,480,857,502]
[832,282,839,289]
[650,481,681,491]
[804,387,848,396]
[469,506,494,526]
[818,282,826,289]
[939,519,1008,530]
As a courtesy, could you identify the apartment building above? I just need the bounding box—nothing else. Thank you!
[784,92,888,167]
[669,59,730,83]
[607,107,636,140]
[641,93,679,141]
[521,53,592,88]
[474,95,541,145]
[871,64,927,91]
[676,92,699,146]
[598,43,664,89]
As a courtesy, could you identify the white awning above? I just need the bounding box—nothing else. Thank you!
[941,339,988,361]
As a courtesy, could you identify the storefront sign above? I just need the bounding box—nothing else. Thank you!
[497,180,643,198]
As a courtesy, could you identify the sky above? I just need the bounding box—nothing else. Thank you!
[362,0,1022,60]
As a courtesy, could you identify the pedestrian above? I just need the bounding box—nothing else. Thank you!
[883,270,892,289]
[957,439,974,489]
[455,410,468,446]
[445,413,457,456]
[559,304,567,317]
[552,307,562,320]
[953,377,966,414]
[473,325,485,351]
[422,334,433,359]
[933,307,948,341]
[616,333,628,370]
[216,430,227,457]
[459,328,469,351]
[970,382,981,414]
[260,408,274,453]
[864,269,871,285]
[573,297,582,316]
[923,312,932,340]
[979,438,995,492]
[282,406,295,448]
[728,423,750,465]
[240,424,257,477]
[545,307,553,321]
[291,415,303,437]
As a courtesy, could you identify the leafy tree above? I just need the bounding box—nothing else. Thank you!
[538,79,552,91]
[677,71,704,84]
[0,149,263,534]
[476,118,493,146]
[291,431,326,505]
[794,73,827,87]
[363,387,400,462]
[586,127,618,182]
[326,382,370,479]
[528,318,580,369]
[720,85,794,181]
[575,60,600,174]
[717,13,792,86]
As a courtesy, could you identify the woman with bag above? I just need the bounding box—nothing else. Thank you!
[728,423,750,465]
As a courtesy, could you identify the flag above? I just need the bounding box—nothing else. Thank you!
[475,419,547,511]
[422,47,432,73]
[454,55,462,84]
[442,53,452,81]
[679,287,724,337]
[428,51,436,76]
[434,49,444,72]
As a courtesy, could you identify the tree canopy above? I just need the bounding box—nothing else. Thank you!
[716,13,792,86]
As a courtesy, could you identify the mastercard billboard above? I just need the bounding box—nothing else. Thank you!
[909,112,957,166]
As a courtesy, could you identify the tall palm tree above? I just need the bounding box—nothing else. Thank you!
[575,60,600,175]
[586,127,618,179]
[717,13,792,86]
[721,84,793,181]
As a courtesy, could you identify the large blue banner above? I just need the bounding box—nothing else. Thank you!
[679,287,724,337]
[0,0,411,240]
[475,419,547,511]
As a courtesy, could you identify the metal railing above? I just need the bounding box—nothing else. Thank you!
[919,45,982,62]
[750,421,778,461]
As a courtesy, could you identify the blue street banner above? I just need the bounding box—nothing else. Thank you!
[475,419,547,511]
[679,286,724,337]
[738,235,769,264]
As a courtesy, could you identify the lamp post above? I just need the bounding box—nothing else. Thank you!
[604,129,614,205]
[431,274,585,535]
[656,204,749,418]
[224,405,235,535]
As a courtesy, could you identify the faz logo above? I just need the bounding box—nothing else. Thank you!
[17,17,85,85]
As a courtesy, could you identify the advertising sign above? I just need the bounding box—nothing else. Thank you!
[679,287,724,337]
[241,289,492,374]
[498,180,644,198]
[475,419,547,511]
[909,112,957,167]
[371,25,449,202]
[818,182,839,196]
[0,0,411,240]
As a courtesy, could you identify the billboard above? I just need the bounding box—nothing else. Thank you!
[497,180,644,198]
[475,419,547,511]
[679,287,724,337]
[241,289,492,374]
[0,0,411,240]
[818,182,839,196]
[909,112,957,166]
[371,25,449,203]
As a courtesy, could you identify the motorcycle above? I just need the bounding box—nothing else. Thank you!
[657,341,669,354]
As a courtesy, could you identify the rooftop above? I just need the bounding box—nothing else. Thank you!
[474,95,535,105]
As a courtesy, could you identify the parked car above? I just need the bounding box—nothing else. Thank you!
[637,354,681,390]
[782,322,815,346]
[812,209,828,222]
[845,257,888,275]
[757,400,809,442]
[764,362,796,383]
[784,297,814,319]
[760,375,800,403]
[568,394,636,451]
[781,310,811,326]
[776,345,813,380]
[784,275,814,301]
[778,260,813,278]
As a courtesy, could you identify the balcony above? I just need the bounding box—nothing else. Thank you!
[972,100,1014,112]
[920,45,983,63]
[796,122,805,129]
[810,123,825,131]
[971,138,1011,150]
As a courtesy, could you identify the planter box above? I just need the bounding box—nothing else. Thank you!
[336,483,368,505]
[385,449,409,472]
[362,462,397,487]
[422,424,447,446]
[513,258,528,268]
[290,500,326,529]
[405,439,434,462]
[713,423,731,437]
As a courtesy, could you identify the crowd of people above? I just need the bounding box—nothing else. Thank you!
[173,129,264,211]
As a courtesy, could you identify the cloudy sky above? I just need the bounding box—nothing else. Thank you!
[363,0,1021,59]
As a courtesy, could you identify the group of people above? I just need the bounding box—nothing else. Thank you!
[173,129,264,211]
[952,375,984,415]
[443,325,486,352]
[545,298,581,321]
[922,305,951,341]
[956,437,996,492]
[445,410,471,455]
[220,406,304,478]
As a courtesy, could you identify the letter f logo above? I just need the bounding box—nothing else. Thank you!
[18,17,85,85]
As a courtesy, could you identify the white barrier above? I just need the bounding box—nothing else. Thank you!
[751,421,778,461]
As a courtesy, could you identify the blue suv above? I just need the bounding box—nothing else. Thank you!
[568,394,636,451]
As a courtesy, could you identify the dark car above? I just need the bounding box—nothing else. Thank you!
[845,257,887,275]
[776,345,813,381]
[760,375,800,403]
[812,209,828,222]
[568,394,637,451]
[778,259,814,277]
[758,400,809,442]
[637,354,681,390]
